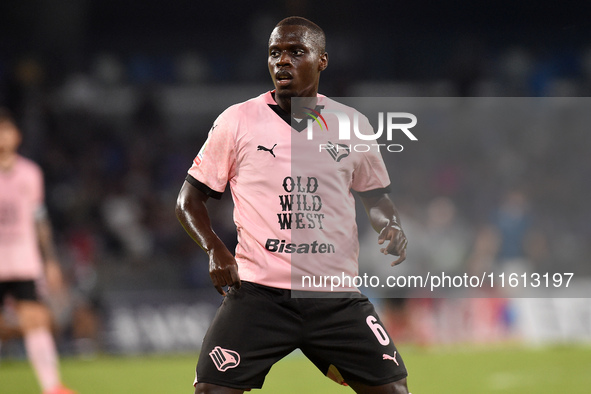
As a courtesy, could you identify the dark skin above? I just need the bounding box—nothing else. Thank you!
[362,194,408,266]
[176,182,240,296]
[176,24,409,394]
[268,25,328,114]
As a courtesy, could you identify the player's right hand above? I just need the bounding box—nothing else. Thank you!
[208,246,241,296]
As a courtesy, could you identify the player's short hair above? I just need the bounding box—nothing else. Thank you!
[273,16,326,54]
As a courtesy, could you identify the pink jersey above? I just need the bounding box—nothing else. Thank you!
[188,91,390,291]
[0,156,45,280]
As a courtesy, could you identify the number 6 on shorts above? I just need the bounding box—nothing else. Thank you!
[366,315,390,346]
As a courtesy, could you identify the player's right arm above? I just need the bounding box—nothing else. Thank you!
[176,181,240,296]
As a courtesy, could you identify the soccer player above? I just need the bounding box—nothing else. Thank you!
[176,17,410,393]
[0,108,75,394]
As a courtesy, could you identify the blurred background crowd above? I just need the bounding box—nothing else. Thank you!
[1,0,590,354]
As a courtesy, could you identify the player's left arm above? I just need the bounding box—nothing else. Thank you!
[360,193,408,266]
[35,207,65,292]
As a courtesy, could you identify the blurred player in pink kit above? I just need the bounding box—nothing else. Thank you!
[0,108,75,394]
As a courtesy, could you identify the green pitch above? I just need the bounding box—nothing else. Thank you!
[1,345,590,393]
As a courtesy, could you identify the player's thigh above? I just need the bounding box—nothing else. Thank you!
[197,282,300,389]
[301,296,407,386]
[16,300,51,331]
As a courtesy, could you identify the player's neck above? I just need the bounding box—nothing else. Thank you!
[273,92,318,118]
[273,93,292,114]
[0,152,17,171]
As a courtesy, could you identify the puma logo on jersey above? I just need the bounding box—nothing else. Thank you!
[382,352,399,366]
[257,144,277,157]
[209,346,241,372]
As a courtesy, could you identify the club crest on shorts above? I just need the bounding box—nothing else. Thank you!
[209,346,241,372]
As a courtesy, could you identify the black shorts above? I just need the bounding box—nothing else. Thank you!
[196,281,407,389]
[0,280,39,304]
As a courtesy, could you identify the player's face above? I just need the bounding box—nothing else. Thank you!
[268,25,328,104]
[0,121,21,155]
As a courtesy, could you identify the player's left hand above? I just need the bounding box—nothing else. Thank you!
[378,223,408,266]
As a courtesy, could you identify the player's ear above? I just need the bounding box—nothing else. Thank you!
[319,52,328,71]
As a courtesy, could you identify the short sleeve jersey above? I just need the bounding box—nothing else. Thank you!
[0,156,45,280]
[187,91,390,290]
